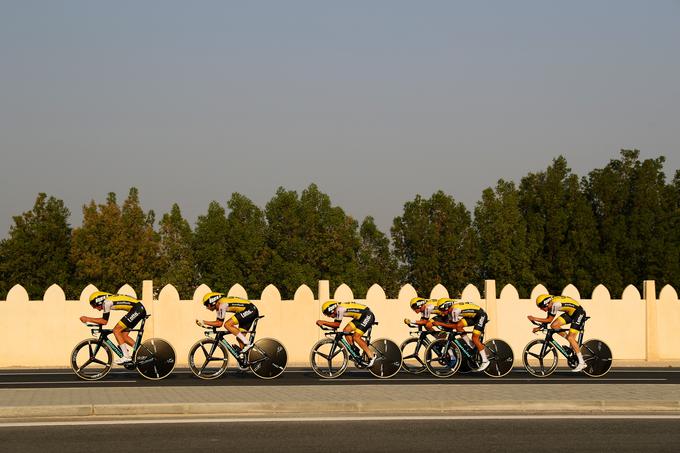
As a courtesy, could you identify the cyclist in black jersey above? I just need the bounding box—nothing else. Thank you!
[80,291,146,365]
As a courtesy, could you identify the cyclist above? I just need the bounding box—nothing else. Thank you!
[433,299,490,372]
[528,294,586,372]
[317,300,376,367]
[80,291,146,365]
[404,297,453,330]
[198,292,259,356]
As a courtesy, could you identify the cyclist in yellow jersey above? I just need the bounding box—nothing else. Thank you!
[80,291,146,365]
[528,294,587,372]
[198,292,259,356]
[433,299,490,372]
[317,300,376,367]
[404,297,453,330]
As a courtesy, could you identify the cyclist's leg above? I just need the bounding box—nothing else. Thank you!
[352,311,375,360]
[225,316,247,347]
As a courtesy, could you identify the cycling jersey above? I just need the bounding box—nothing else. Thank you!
[548,296,586,332]
[216,297,259,329]
[101,295,145,329]
[421,300,451,319]
[449,302,488,334]
[334,302,375,335]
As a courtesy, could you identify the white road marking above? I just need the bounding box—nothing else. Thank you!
[0,380,136,385]
[326,378,667,382]
[3,414,680,428]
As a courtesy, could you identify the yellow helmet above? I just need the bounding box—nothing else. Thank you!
[89,291,111,308]
[409,297,427,310]
[202,292,224,308]
[437,298,454,312]
[321,300,339,317]
[536,294,552,309]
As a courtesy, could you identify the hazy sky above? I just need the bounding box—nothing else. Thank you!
[1,1,679,236]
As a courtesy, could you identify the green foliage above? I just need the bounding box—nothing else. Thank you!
[71,188,159,294]
[0,193,73,298]
[392,191,479,295]
[474,180,534,297]
[158,204,197,298]
[519,156,599,294]
[357,216,401,297]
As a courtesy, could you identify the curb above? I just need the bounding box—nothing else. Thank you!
[3,400,680,419]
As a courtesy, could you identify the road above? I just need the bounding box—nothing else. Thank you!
[1,416,680,452]
[0,367,677,388]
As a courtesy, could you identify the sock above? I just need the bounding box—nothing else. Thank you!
[577,352,584,364]
[120,344,131,358]
[463,336,474,347]
[236,333,249,345]
[479,350,488,362]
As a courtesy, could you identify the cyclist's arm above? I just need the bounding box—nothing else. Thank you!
[432,319,463,330]
[79,315,107,325]
[527,315,555,324]
[316,320,341,329]
[203,320,223,328]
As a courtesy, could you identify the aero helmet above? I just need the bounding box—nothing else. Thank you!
[89,291,111,308]
[437,298,454,312]
[202,292,224,308]
[536,294,552,309]
[409,297,427,311]
[322,300,339,317]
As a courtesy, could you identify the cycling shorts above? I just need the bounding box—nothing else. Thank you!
[558,306,586,333]
[462,311,488,334]
[351,309,375,335]
[230,306,259,330]
[117,304,146,330]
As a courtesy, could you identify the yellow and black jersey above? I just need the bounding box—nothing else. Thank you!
[101,295,143,321]
[450,302,484,322]
[547,296,581,317]
[216,297,256,321]
[334,302,370,321]
[422,299,453,318]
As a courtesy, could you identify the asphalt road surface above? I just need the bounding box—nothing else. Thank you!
[0,367,678,388]
[2,416,680,452]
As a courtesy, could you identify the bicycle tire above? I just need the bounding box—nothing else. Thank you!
[310,338,349,379]
[400,337,428,374]
[581,339,613,377]
[368,338,402,378]
[135,338,176,380]
[523,339,558,377]
[425,339,462,378]
[70,339,113,381]
[188,338,230,379]
[248,338,287,379]
[483,338,514,378]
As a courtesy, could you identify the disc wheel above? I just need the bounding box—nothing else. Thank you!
[483,338,514,378]
[368,338,402,378]
[400,338,428,374]
[523,339,558,377]
[70,339,113,381]
[248,338,288,379]
[425,339,462,378]
[134,338,176,380]
[310,338,348,379]
[581,339,613,377]
[188,338,229,379]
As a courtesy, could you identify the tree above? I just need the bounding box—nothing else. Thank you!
[357,216,401,297]
[392,191,479,295]
[519,156,599,294]
[225,193,270,294]
[0,193,73,298]
[474,180,534,296]
[71,188,159,293]
[193,201,241,290]
[158,204,196,298]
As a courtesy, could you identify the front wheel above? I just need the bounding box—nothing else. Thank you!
[188,338,229,379]
[248,338,288,379]
[523,339,558,377]
[135,338,176,380]
[310,338,348,379]
[368,338,402,378]
[581,339,613,377]
[70,339,113,381]
[425,339,462,378]
[400,338,428,374]
[483,338,514,378]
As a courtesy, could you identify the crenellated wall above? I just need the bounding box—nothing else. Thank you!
[0,280,678,367]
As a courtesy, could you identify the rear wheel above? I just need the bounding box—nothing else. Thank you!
[483,338,514,378]
[523,339,558,377]
[310,338,348,379]
[188,338,229,379]
[70,339,113,381]
[135,338,176,380]
[368,338,402,378]
[248,338,287,379]
[581,339,613,377]
[425,339,462,378]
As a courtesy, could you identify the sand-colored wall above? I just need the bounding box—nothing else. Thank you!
[0,280,677,367]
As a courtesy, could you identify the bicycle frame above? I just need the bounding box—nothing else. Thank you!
[201,316,264,365]
[88,315,149,359]
[535,323,586,361]
[439,329,480,360]
[324,327,373,364]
